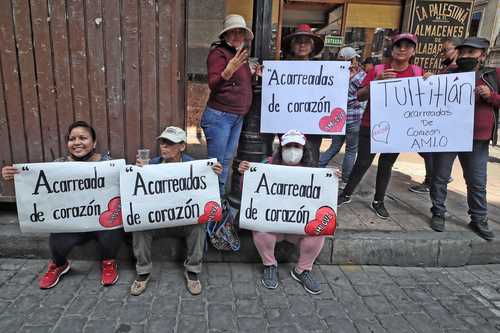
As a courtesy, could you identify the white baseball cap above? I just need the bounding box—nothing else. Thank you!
[338,47,360,60]
[157,126,187,143]
[281,130,306,146]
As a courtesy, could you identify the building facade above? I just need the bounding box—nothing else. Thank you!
[469,0,500,66]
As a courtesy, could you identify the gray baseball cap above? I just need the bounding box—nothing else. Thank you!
[157,126,187,143]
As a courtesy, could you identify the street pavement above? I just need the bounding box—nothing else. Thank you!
[2,258,500,333]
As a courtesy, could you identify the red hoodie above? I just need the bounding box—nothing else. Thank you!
[206,43,253,116]
[473,67,500,144]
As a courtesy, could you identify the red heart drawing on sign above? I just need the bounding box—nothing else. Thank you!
[304,206,337,236]
[319,107,346,133]
[197,201,222,224]
[99,196,123,228]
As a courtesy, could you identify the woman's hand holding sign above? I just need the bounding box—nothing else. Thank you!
[238,161,251,174]
[376,68,398,80]
[476,85,491,99]
[1,166,19,181]
[328,167,342,179]
[422,72,433,80]
[212,162,223,175]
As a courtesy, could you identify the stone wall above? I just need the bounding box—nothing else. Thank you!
[187,0,225,76]
[186,81,210,142]
[186,0,224,151]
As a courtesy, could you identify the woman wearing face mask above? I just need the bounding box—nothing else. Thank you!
[429,37,500,240]
[201,14,255,196]
[238,130,327,294]
[281,24,325,166]
[1,121,123,289]
[337,33,429,219]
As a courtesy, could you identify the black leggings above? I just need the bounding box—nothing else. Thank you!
[49,229,124,267]
[342,127,399,201]
[305,134,323,167]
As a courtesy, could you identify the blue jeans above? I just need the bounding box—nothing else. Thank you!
[201,106,243,196]
[319,121,360,183]
[430,140,489,223]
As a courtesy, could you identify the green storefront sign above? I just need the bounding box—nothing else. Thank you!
[324,35,344,47]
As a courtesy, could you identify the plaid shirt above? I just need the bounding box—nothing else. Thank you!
[346,69,367,124]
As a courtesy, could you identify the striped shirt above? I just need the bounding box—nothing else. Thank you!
[346,69,367,124]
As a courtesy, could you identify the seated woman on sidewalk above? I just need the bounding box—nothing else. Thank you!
[1,121,123,289]
[130,126,222,296]
[238,130,339,295]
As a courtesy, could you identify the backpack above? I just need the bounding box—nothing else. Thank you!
[374,64,423,78]
[206,199,240,251]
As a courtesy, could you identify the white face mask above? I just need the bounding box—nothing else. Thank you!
[282,147,303,165]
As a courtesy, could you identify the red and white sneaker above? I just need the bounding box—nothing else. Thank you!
[39,261,70,289]
[101,259,119,286]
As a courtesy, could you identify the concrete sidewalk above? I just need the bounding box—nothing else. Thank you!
[1,145,500,267]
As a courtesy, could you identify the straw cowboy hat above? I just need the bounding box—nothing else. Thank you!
[218,14,254,40]
[283,24,324,57]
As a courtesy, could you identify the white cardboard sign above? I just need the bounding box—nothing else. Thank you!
[370,72,475,153]
[14,160,125,233]
[260,60,350,135]
[239,163,338,236]
[120,159,221,232]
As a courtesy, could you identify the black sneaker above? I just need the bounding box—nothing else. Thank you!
[408,182,430,194]
[262,265,278,289]
[371,201,389,219]
[290,268,321,295]
[469,220,495,241]
[338,193,352,206]
[430,215,445,232]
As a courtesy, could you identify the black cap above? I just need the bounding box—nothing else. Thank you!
[456,37,490,50]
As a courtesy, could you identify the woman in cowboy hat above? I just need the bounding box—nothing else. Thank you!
[282,24,325,166]
[201,14,255,196]
[282,24,324,60]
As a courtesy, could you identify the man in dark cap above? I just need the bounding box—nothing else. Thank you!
[429,37,500,240]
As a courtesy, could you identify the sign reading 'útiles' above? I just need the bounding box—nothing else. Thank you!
[409,0,473,73]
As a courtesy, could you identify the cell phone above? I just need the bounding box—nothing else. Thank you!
[241,40,251,52]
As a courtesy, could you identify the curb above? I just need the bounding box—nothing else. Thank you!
[1,222,499,267]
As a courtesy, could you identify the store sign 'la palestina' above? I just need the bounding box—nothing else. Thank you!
[409,0,472,73]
